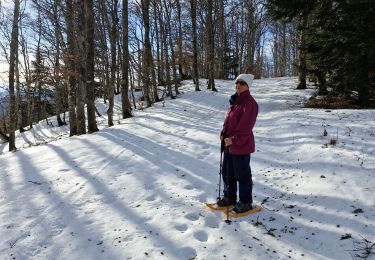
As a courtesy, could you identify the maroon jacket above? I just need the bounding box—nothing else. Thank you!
[221,90,258,155]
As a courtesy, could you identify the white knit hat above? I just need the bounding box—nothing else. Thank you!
[235,74,254,88]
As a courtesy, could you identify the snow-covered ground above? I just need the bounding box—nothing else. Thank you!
[0,77,374,260]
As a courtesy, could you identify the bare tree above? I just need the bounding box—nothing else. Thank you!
[86,0,99,132]
[65,0,78,136]
[190,0,200,91]
[141,0,154,106]
[206,0,216,91]
[162,0,179,97]
[0,0,320,149]
[107,0,118,127]
[176,0,184,80]
[217,0,227,79]
[15,34,23,133]
[76,0,87,134]
[52,0,66,127]
[8,0,20,151]
[19,25,33,129]
[152,0,163,86]
[159,2,172,98]
[280,22,287,77]
[121,0,132,118]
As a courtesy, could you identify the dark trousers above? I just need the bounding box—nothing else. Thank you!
[222,152,253,204]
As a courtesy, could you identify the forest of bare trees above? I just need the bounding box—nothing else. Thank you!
[1,0,372,152]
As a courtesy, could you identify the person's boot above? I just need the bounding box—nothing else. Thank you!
[216,197,236,207]
[233,201,253,213]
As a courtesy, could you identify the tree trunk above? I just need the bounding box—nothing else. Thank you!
[8,0,20,151]
[273,27,279,77]
[169,33,179,96]
[153,0,163,86]
[0,129,9,142]
[281,22,287,77]
[107,0,118,127]
[190,0,200,91]
[65,0,78,136]
[19,28,33,129]
[97,3,110,102]
[176,0,185,80]
[76,0,87,134]
[121,0,132,118]
[141,0,154,106]
[129,67,137,109]
[86,0,99,132]
[207,0,216,91]
[246,0,255,74]
[35,3,43,123]
[53,0,65,127]
[15,40,23,132]
[218,0,226,79]
[160,15,172,98]
[116,38,122,95]
[317,71,327,95]
[163,0,179,96]
[297,17,307,90]
[157,3,166,87]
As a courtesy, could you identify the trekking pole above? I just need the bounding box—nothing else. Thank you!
[217,141,224,201]
[224,145,232,225]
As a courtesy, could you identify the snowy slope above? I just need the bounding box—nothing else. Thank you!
[0,77,374,260]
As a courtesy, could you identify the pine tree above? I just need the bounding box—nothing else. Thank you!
[267,0,375,107]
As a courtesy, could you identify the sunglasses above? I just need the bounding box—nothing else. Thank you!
[235,81,247,86]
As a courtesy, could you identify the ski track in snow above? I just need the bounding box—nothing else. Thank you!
[0,77,374,260]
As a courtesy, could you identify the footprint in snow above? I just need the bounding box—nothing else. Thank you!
[145,195,157,201]
[8,231,31,248]
[84,209,95,215]
[195,194,207,203]
[49,218,66,236]
[204,214,220,228]
[174,223,188,232]
[178,247,197,259]
[184,184,194,190]
[4,223,17,229]
[178,130,188,136]
[122,234,134,242]
[201,145,210,150]
[202,150,211,156]
[184,212,200,221]
[193,230,209,242]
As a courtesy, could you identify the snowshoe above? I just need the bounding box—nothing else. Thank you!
[205,197,235,211]
[224,204,262,218]
[205,202,234,211]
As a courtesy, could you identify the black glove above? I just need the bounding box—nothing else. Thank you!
[229,93,237,105]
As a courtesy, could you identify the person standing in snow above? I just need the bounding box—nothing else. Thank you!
[218,74,258,213]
